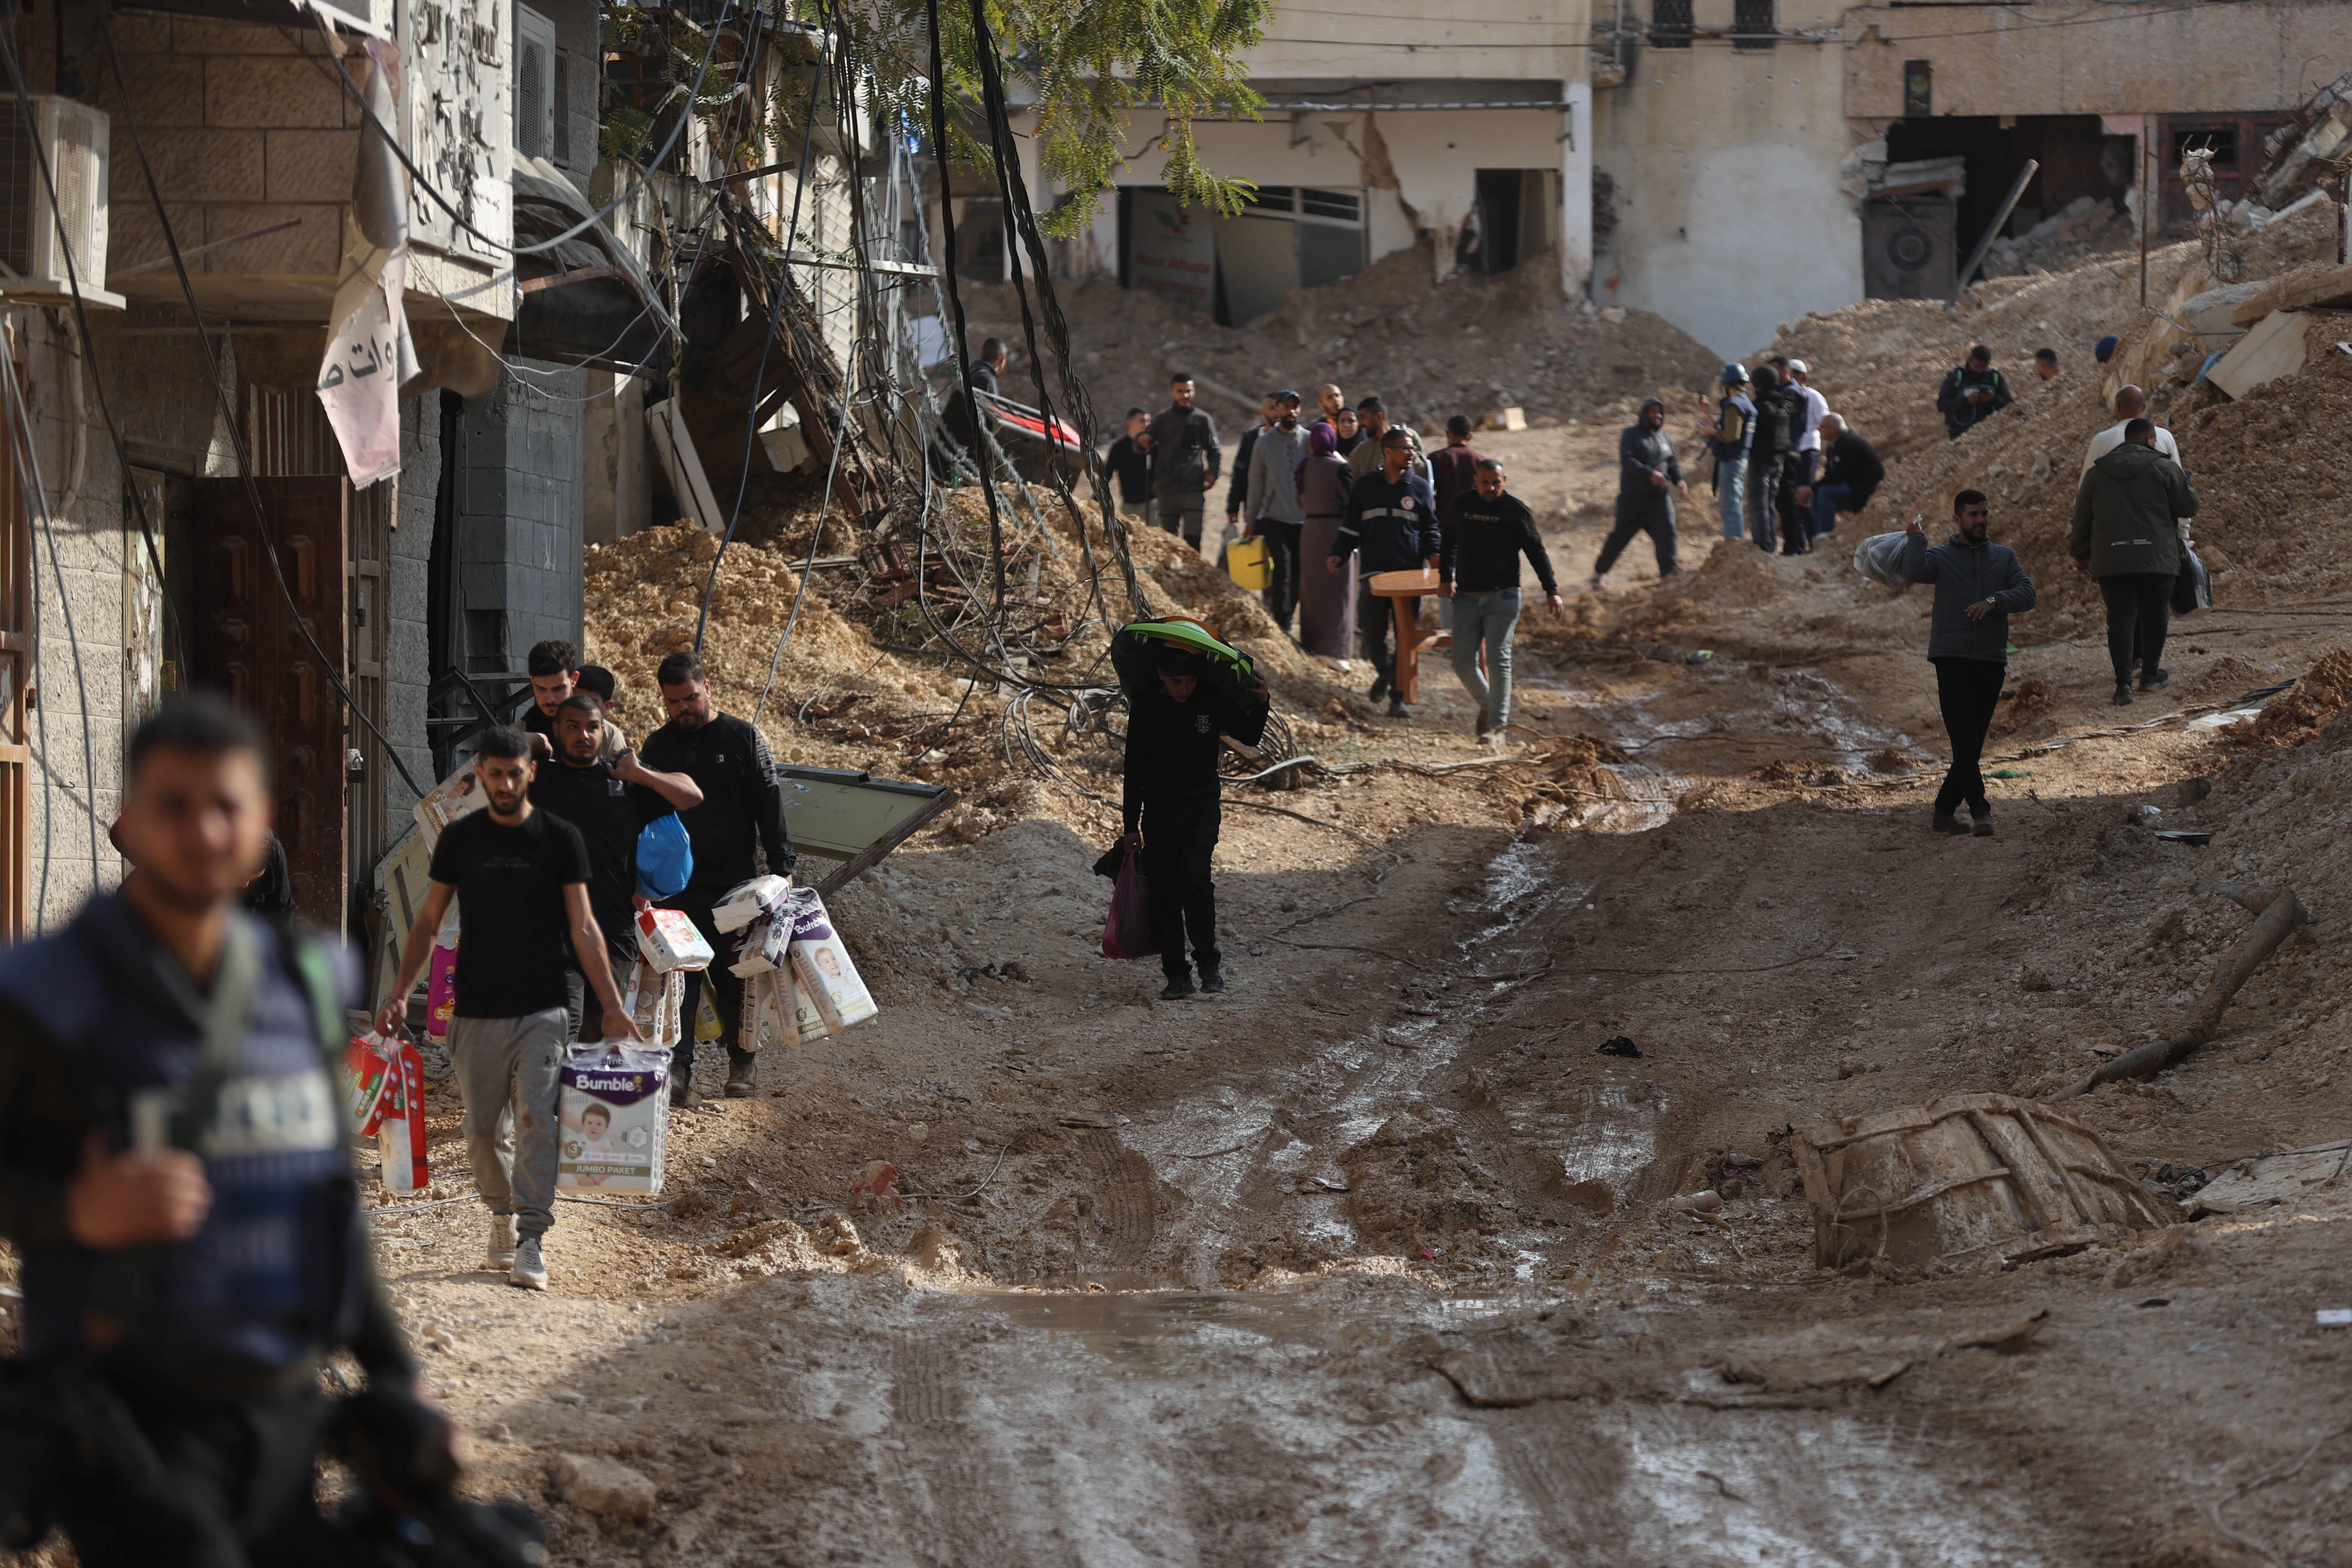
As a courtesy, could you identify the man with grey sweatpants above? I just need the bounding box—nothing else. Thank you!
[378,726,637,1290]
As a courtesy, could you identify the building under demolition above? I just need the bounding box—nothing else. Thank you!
[1022,0,2352,358]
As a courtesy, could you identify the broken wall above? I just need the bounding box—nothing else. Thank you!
[1594,3,1858,357]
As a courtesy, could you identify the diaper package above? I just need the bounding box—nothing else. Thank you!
[557,1043,671,1194]
[784,888,878,1033]
[635,907,715,972]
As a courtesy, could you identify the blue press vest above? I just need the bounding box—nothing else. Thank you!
[0,896,362,1378]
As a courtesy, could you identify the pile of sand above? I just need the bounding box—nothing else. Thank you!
[2226,648,2352,747]
[959,240,1722,437]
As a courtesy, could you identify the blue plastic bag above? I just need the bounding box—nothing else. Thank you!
[636,814,694,901]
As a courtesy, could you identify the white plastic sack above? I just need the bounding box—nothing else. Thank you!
[1852,531,1914,594]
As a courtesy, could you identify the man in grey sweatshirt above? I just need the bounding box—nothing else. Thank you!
[1898,488,2037,836]
[1245,393,1311,635]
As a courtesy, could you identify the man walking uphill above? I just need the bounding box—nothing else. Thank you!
[1898,490,2037,836]
[1937,346,2012,440]
[380,726,638,1291]
[1329,428,1441,718]
[1142,372,1222,552]
[1122,646,1270,1000]
[0,695,432,1563]
[639,652,797,1102]
[2072,418,2199,706]
[1443,458,1563,743]
[1592,396,1686,590]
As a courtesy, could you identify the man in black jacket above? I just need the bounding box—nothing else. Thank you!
[639,652,797,1103]
[1121,646,1271,999]
[1746,364,1801,554]
[1794,412,1882,539]
[0,695,435,1562]
[1329,428,1442,718]
[1104,407,1152,523]
[1141,373,1222,551]
[1592,396,1687,589]
[1443,458,1564,741]
[1937,346,2013,440]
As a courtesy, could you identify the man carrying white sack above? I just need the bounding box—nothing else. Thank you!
[378,726,638,1290]
[640,652,797,1105]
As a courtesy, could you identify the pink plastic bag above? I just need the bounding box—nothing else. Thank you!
[1101,848,1160,960]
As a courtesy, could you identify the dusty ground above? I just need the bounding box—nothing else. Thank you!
[343,408,2352,1566]
[22,221,2352,1566]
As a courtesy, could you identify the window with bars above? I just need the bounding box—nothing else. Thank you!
[1649,0,1693,47]
[1733,0,1777,49]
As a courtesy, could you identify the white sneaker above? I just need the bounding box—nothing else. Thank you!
[508,1233,548,1290]
[486,1214,517,1271]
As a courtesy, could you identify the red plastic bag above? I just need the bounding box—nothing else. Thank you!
[1100,848,1160,960]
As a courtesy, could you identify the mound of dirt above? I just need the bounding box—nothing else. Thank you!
[1339,1108,1513,1250]
[959,239,1722,435]
[2226,647,2352,746]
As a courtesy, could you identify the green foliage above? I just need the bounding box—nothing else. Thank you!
[852,0,1268,238]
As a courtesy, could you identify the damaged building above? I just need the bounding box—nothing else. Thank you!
[1023,0,2352,359]
[0,0,862,949]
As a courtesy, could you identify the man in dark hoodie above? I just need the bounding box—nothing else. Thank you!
[2072,417,2200,706]
[1899,489,2037,836]
[1329,428,1441,718]
[1592,396,1687,589]
[1121,646,1271,1000]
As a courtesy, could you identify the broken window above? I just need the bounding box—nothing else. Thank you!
[1733,0,1776,49]
[1648,0,1692,48]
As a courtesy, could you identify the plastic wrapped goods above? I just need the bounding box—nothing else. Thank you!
[411,761,488,848]
[557,1043,670,1194]
[1852,531,1915,594]
[713,874,792,933]
[728,912,790,977]
[634,907,714,972]
[374,1035,430,1192]
[784,888,877,1032]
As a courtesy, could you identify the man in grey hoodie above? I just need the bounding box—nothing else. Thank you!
[2072,416,2200,707]
[1899,489,2037,836]
[1246,392,1311,634]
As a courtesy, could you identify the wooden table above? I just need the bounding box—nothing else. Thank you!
[1366,567,1450,706]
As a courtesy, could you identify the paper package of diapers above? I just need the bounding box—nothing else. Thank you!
[556,1042,671,1194]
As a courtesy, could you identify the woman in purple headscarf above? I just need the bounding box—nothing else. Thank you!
[1295,420,1358,659]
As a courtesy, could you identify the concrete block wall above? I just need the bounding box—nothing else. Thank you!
[89,14,363,289]
[453,363,584,674]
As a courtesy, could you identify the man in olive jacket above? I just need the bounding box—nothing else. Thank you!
[1899,488,2036,837]
[2071,417,2199,707]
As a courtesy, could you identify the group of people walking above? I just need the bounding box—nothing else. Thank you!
[1107,376,1559,736]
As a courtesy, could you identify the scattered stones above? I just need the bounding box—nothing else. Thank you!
[553,1453,657,1518]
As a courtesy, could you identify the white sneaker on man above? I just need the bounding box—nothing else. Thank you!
[486,1214,517,1271]
[508,1233,548,1290]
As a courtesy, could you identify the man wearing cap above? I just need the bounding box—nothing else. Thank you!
[1224,391,1284,566]
[1785,359,1829,521]
[1329,428,1442,718]
[1245,392,1311,635]
[1699,364,1756,543]
[1121,646,1271,1000]
[1937,345,2012,440]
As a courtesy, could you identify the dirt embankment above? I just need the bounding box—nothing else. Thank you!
[958,240,1722,435]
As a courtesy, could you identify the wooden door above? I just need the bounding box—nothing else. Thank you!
[190,478,350,932]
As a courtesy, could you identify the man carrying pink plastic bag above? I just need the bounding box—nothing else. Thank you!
[1116,636,1270,1000]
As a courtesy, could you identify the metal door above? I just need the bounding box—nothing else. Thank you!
[190,478,349,931]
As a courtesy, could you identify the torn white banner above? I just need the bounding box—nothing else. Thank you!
[317,36,419,485]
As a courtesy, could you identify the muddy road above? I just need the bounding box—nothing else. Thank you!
[351,502,2352,1568]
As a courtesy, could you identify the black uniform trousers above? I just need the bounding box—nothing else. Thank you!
[1598,493,1679,577]
[1142,800,1221,983]
[1931,656,2006,817]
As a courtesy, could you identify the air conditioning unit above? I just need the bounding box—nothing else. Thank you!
[0,95,122,310]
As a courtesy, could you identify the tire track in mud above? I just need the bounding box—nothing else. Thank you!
[885,1332,1053,1568]
[1483,1400,1638,1562]
[1078,1129,1158,1269]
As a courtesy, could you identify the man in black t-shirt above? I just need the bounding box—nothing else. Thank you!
[528,692,703,1041]
[1440,458,1563,742]
[376,726,635,1290]
[1104,407,1152,524]
[639,652,796,1104]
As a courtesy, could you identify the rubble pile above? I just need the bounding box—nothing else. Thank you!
[961,239,1721,432]
[1978,196,2139,282]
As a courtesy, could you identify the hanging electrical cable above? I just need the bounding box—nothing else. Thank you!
[86,14,427,801]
